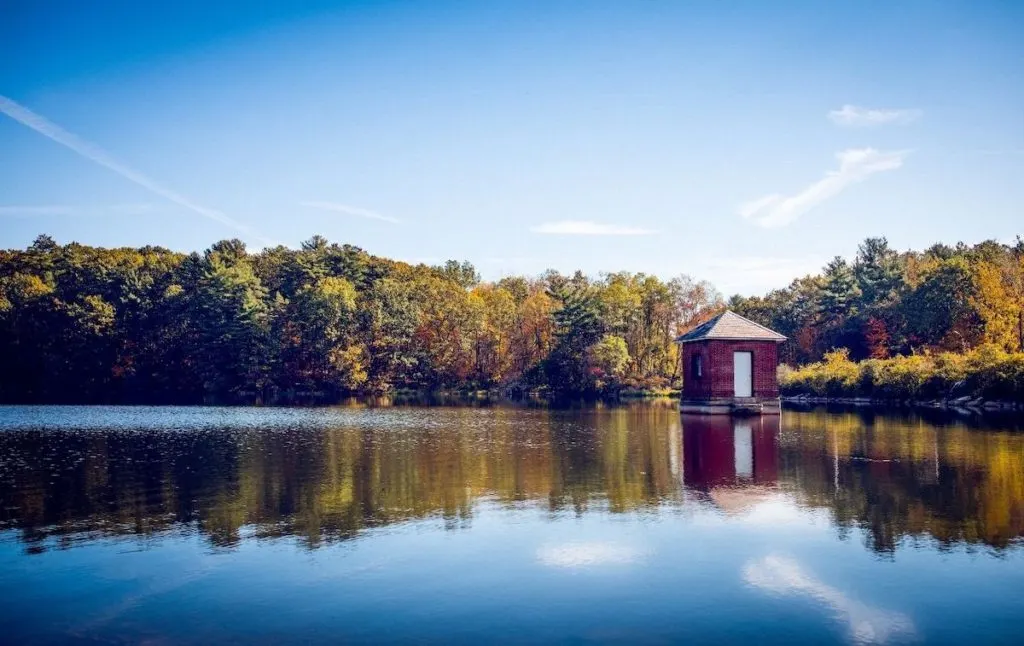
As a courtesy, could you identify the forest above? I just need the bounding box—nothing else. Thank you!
[1,234,1022,403]
[730,237,1024,401]
[0,234,720,403]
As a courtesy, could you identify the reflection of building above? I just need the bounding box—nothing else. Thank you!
[675,310,786,415]
[682,414,779,512]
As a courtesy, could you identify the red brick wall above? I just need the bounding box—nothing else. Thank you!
[681,340,779,399]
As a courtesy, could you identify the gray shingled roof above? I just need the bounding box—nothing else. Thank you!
[675,310,787,343]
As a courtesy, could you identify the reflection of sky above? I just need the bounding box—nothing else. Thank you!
[0,404,464,431]
[4,498,1024,644]
[536,541,645,568]
[687,490,834,531]
[744,554,916,644]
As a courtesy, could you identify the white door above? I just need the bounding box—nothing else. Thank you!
[733,351,753,397]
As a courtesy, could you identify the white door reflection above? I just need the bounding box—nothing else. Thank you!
[734,421,753,480]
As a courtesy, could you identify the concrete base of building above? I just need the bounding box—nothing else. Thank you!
[679,397,782,416]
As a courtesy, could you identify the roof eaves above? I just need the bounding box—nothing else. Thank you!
[677,335,787,343]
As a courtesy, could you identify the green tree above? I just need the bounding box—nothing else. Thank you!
[190,250,271,398]
[904,257,982,351]
[278,276,365,395]
[545,280,604,394]
[587,334,630,382]
[854,237,903,307]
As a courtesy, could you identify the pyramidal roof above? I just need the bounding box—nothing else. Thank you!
[675,310,787,343]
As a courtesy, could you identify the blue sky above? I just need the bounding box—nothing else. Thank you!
[1,1,1022,295]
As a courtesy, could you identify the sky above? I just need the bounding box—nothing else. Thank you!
[1,1,1022,295]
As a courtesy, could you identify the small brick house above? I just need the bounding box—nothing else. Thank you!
[676,310,786,415]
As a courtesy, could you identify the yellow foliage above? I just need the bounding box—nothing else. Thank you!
[782,345,1024,400]
[328,345,369,388]
[972,261,1021,351]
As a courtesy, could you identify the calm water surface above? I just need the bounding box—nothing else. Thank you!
[1,402,1023,645]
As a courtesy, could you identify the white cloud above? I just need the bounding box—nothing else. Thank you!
[739,148,909,228]
[828,105,922,127]
[0,204,155,217]
[972,148,1024,156]
[536,541,645,568]
[531,220,656,236]
[737,195,784,220]
[300,201,401,224]
[0,94,278,246]
[406,257,442,266]
[744,554,915,644]
[482,256,537,264]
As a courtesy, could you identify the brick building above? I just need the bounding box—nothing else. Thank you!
[676,310,786,415]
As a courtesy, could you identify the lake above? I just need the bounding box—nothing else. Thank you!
[1,402,1022,645]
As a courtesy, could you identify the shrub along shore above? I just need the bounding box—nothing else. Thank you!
[779,346,1024,411]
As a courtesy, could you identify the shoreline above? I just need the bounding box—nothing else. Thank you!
[781,394,1024,413]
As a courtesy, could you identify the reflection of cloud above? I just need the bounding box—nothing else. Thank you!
[537,541,643,568]
[733,497,808,525]
[744,555,915,644]
[74,563,217,633]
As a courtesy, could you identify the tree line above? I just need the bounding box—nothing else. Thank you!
[730,236,1024,401]
[3,234,1022,403]
[0,234,720,403]
[730,236,1024,364]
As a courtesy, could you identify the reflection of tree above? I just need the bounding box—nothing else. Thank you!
[0,406,1022,555]
[780,411,1024,552]
[0,404,681,552]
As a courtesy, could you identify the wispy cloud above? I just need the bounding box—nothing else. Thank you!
[0,94,277,246]
[703,255,827,294]
[739,148,909,228]
[300,201,401,224]
[744,554,915,644]
[482,256,537,265]
[971,148,1024,156]
[828,104,922,127]
[530,220,656,236]
[406,257,442,266]
[0,204,155,217]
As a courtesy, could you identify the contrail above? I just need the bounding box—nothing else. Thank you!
[0,94,279,246]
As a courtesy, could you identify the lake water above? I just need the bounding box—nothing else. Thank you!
[1,402,1022,645]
